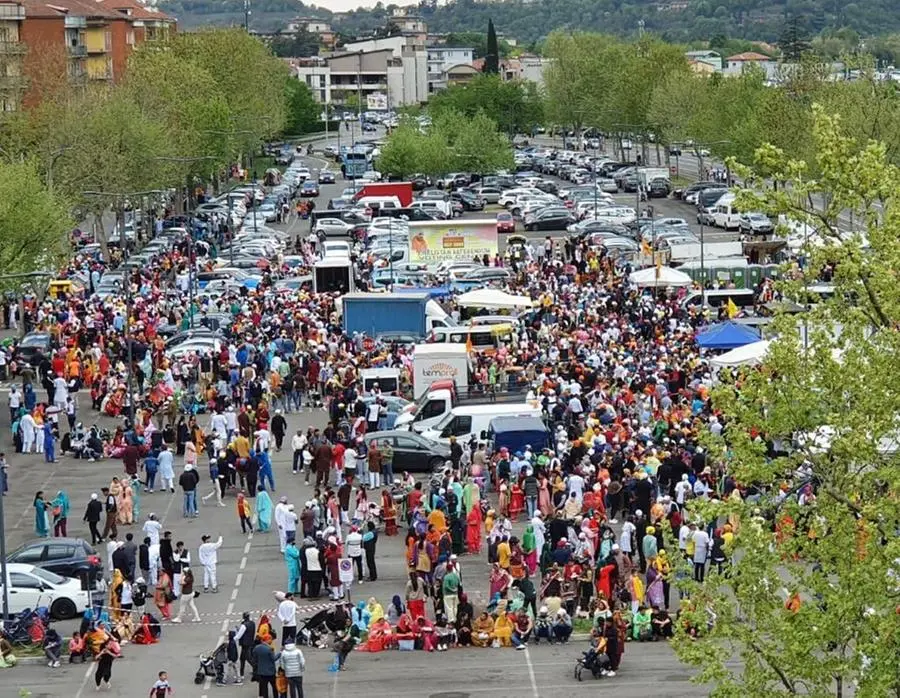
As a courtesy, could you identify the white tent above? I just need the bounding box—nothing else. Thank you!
[710,340,771,368]
[628,266,693,288]
[456,288,534,309]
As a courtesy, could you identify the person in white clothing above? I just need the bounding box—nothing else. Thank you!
[674,474,692,507]
[345,526,364,584]
[283,504,297,546]
[142,514,162,546]
[620,516,636,559]
[20,412,36,453]
[277,593,299,644]
[52,374,69,412]
[274,497,289,552]
[198,534,223,593]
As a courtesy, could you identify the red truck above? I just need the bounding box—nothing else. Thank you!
[352,182,414,208]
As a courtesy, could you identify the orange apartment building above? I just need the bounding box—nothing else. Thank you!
[0,0,174,110]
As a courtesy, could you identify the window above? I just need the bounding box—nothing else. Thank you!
[9,572,42,589]
[126,30,135,46]
[441,415,471,438]
[418,400,445,420]
[46,545,75,560]
[394,435,421,450]
[10,545,44,563]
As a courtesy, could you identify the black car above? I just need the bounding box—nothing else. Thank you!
[361,122,377,132]
[7,537,102,579]
[647,178,671,198]
[525,210,576,231]
[363,430,451,472]
[451,191,485,211]
[410,174,430,191]
[14,332,52,368]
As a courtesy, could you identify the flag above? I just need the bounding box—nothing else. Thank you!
[641,239,652,256]
[727,297,739,318]
[465,334,474,353]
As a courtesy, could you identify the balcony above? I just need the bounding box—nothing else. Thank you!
[67,44,87,57]
[86,44,107,55]
[0,41,26,55]
[0,3,25,20]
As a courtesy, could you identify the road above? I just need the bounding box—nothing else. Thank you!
[0,145,710,698]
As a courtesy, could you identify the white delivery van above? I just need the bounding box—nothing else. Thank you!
[412,343,469,399]
[711,193,741,230]
[419,403,543,445]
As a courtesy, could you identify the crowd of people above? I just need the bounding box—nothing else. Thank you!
[0,143,829,696]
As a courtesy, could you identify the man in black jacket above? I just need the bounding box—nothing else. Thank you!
[139,537,151,581]
[233,612,256,681]
[179,464,200,518]
[121,533,138,581]
[100,487,118,540]
[83,493,103,544]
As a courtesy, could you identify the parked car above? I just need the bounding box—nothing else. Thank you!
[362,430,451,472]
[7,538,102,580]
[0,563,91,619]
[314,218,356,238]
[739,212,774,236]
[524,209,576,231]
[496,211,516,234]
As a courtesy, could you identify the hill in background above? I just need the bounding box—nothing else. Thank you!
[160,0,900,43]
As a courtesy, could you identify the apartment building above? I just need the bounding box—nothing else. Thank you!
[426,45,475,92]
[0,0,175,110]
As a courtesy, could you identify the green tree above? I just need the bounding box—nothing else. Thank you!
[779,17,813,61]
[428,73,544,136]
[674,106,900,698]
[269,30,320,58]
[437,108,514,173]
[0,159,72,281]
[375,122,423,178]
[484,19,499,74]
[284,80,321,135]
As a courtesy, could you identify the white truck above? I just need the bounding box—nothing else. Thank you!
[411,343,470,399]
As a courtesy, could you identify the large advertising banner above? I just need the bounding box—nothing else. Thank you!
[408,220,499,265]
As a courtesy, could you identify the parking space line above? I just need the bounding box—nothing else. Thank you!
[73,660,94,698]
[523,647,540,697]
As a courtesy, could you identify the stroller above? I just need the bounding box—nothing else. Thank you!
[573,644,612,681]
[297,609,330,648]
[194,642,227,685]
[1,606,49,647]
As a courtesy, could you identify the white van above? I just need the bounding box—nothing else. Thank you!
[410,200,452,218]
[712,193,741,230]
[322,240,352,259]
[419,403,543,445]
[357,196,402,212]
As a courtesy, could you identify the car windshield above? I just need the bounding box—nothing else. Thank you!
[31,567,67,585]
[21,334,49,346]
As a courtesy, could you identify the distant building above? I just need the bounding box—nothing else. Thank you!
[471,54,547,87]
[286,17,336,48]
[685,49,722,72]
[427,45,474,92]
[723,51,778,80]
[388,9,427,43]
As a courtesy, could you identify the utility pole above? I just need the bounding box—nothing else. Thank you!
[243,0,250,32]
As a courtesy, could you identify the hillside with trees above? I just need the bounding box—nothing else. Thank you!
[162,0,900,45]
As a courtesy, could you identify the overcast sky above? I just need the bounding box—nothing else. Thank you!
[312,0,419,11]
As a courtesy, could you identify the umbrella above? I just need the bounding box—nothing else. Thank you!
[709,340,771,368]
[628,266,693,288]
[696,321,761,350]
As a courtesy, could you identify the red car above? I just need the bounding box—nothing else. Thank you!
[496,212,515,233]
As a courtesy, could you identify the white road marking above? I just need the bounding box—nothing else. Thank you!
[523,647,540,698]
[244,541,251,555]
[234,573,243,587]
[240,557,247,570]
[231,587,239,601]
[73,661,94,698]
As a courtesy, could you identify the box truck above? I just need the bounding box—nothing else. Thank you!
[340,292,455,339]
[411,343,469,399]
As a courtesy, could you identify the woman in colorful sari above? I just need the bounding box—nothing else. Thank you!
[154,569,173,621]
[472,611,494,648]
[522,524,537,576]
[33,491,49,538]
[51,490,69,537]
[466,504,483,554]
[256,489,273,532]
[117,480,134,525]
[427,506,448,537]
[381,489,398,536]
[108,570,124,622]
[489,563,512,599]
[492,610,513,647]
[256,614,274,646]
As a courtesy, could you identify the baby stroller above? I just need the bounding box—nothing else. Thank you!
[574,645,612,681]
[297,609,330,648]
[307,390,323,408]
[194,642,227,685]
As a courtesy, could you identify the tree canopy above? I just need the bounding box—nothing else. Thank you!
[672,106,900,698]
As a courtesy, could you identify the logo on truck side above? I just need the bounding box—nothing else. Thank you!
[422,362,459,378]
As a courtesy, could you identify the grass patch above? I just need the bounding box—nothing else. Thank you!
[573,617,594,634]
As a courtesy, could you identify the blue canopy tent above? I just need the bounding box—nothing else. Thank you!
[695,321,761,350]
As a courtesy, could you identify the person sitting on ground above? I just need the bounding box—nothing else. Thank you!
[632,605,653,642]
[651,606,673,639]
[492,610,513,648]
[511,611,533,650]
[43,627,62,668]
[553,608,573,644]
[533,606,553,644]
[68,631,87,663]
[471,611,494,648]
